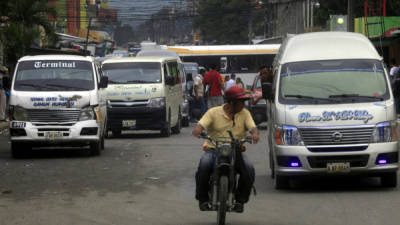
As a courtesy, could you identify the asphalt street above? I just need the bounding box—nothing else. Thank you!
[0,124,399,225]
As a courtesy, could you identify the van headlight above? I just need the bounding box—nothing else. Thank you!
[11,106,29,121]
[274,125,304,146]
[79,106,95,121]
[148,97,166,108]
[370,121,398,143]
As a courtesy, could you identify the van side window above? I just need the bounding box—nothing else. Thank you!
[167,61,181,84]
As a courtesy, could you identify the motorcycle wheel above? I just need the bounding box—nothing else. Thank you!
[217,176,228,225]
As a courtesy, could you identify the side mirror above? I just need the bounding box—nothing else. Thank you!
[262,82,273,100]
[100,76,108,88]
[165,76,175,86]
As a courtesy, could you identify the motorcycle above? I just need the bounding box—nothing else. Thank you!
[199,131,253,225]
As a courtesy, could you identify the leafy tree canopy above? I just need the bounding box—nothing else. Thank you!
[0,0,57,65]
[194,0,251,44]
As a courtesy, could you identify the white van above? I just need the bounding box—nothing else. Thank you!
[9,54,108,158]
[136,49,190,126]
[101,56,183,137]
[262,32,399,189]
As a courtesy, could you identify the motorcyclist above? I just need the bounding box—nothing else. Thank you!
[192,85,260,213]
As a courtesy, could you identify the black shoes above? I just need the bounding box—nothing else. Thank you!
[233,202,244,213]
[199,201,212,211]
[199,201,244,212]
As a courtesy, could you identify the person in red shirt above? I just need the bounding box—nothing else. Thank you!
[203,64,224,108]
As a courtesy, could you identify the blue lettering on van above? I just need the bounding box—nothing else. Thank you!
[299,110,373,123]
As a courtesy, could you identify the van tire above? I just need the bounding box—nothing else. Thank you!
[182,116,189,127]
[112,129,121,137]
[172,112,182,134]
[11,142,26,159]
[274,175,290,190]
[161,112,171,137]
[89,141,101,156]
[381,172,397,188]
[100,134,105,150]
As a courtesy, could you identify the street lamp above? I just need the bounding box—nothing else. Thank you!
[310,0,320,31]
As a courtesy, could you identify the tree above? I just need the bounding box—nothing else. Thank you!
[194,0,251,44]
[0,0,57,67]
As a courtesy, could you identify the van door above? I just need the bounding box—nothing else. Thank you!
[95,64,107,131]
[166,60,181,126]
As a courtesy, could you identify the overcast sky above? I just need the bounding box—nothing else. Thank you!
[109,0,187,27]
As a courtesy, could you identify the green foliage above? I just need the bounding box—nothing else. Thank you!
[194,0,251,44]
[0,0,57,64]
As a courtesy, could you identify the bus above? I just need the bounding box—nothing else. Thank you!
[165,44,280,86]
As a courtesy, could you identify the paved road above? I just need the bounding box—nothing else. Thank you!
[0,125,399,225]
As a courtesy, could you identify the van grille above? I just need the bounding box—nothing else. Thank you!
[28,109,80,123]
[299,126,374,146]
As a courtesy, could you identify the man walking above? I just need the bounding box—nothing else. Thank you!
[225,73,236,91]
[203,64,224,108]
[193,69,207,117]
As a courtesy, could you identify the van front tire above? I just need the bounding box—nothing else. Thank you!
[381,172,397,188]
[90,141,101,156]
[161,113,171,137]
[11,142,26,159]
[172,112,182,134]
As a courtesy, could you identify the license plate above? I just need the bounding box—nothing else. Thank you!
[44,131,63,140]
[327,162,351,173]
[122,120,136,127]
[11,121,26,128]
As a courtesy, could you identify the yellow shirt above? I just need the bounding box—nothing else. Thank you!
[199,104,256,148]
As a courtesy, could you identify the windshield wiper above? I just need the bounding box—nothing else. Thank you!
[108,80,123,84]
[45,83,89,90]
[17,83,56,90]
[329,94,384,101]
[127,80,154,83]
[285,94,339,102]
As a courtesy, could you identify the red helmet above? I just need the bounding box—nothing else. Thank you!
[224,86,249,102]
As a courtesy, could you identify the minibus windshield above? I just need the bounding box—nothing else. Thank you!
[279,59,389,104]
[102,62,162,84]
[14,60,94,91]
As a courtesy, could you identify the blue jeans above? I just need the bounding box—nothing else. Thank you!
[194,96,207,115]
[195,149,255,203]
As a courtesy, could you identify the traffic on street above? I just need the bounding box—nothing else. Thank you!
[1,0,400,225]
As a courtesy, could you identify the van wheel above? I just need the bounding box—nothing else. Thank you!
[274,175,290,190]
[89,141,101,156]
[269,150,275,179]
[381,172,397,188]
[182,116,189,127]
[161,113,171,137]
[112,129,121,137]
[172,112,182,134]
[11,142,26,159]
[100,134,105,150]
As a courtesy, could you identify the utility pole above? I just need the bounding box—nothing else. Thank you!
[84,17,92,53]
[348,0,354,32]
